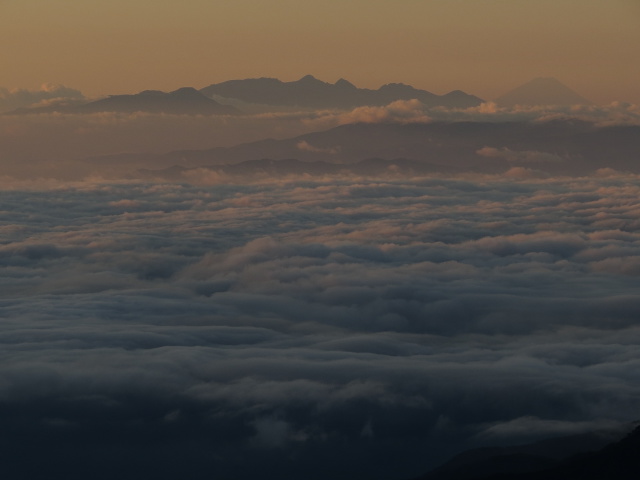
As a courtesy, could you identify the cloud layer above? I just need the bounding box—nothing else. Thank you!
[0,84,85,113]
[2,171,640,479]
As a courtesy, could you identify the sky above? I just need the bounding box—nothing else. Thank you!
[1,0,639,103]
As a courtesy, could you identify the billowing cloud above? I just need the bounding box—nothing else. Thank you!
[0,83,85,112]
[335,99,431,124]
[478,417,623,443]
[296,140,340,154]
[1,170,640,479]
[303,100,640,131]
[438,101,640,126]
[476,146,565,164]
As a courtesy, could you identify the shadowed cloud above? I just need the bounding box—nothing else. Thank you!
[1,171,640,479]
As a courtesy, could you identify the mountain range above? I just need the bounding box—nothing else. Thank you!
[5,76,594,115]
[200,75,484,109]
[86,119,640,178]
[7,87,240,115]
[5,76,483,115]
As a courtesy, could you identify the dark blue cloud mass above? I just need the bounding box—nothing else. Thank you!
[1,172,640,479]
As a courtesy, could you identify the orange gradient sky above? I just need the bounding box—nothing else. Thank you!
[1,0,639,104]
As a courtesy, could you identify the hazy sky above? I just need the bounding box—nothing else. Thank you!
[1,0,639,103]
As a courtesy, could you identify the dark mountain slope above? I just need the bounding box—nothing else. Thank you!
[492,425,640,480]
[413,427,628,480]
[86,119,640,177]
[8,88,240,115]
[409,424,639,480]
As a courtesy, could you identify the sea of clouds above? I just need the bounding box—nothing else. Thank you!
[2,170,640,479]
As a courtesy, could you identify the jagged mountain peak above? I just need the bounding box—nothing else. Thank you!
[169,86,202,96]
[200,76,483,109]
[297,74,325,84]
[335,78,357,89]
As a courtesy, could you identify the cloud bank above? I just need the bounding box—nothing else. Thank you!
[2,172,640,479]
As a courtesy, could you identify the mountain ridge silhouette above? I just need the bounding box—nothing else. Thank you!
[200,75,483,109]
[410,423,639,480]
[84,119,640,177]
[7,87,240,115]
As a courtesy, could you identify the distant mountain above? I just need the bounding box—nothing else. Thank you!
[412,426,632,480]
[492,425,640,480]
[8,87,240,115]
[495,78,592,107]
[85,120,640,177]
[200,75,483,109]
